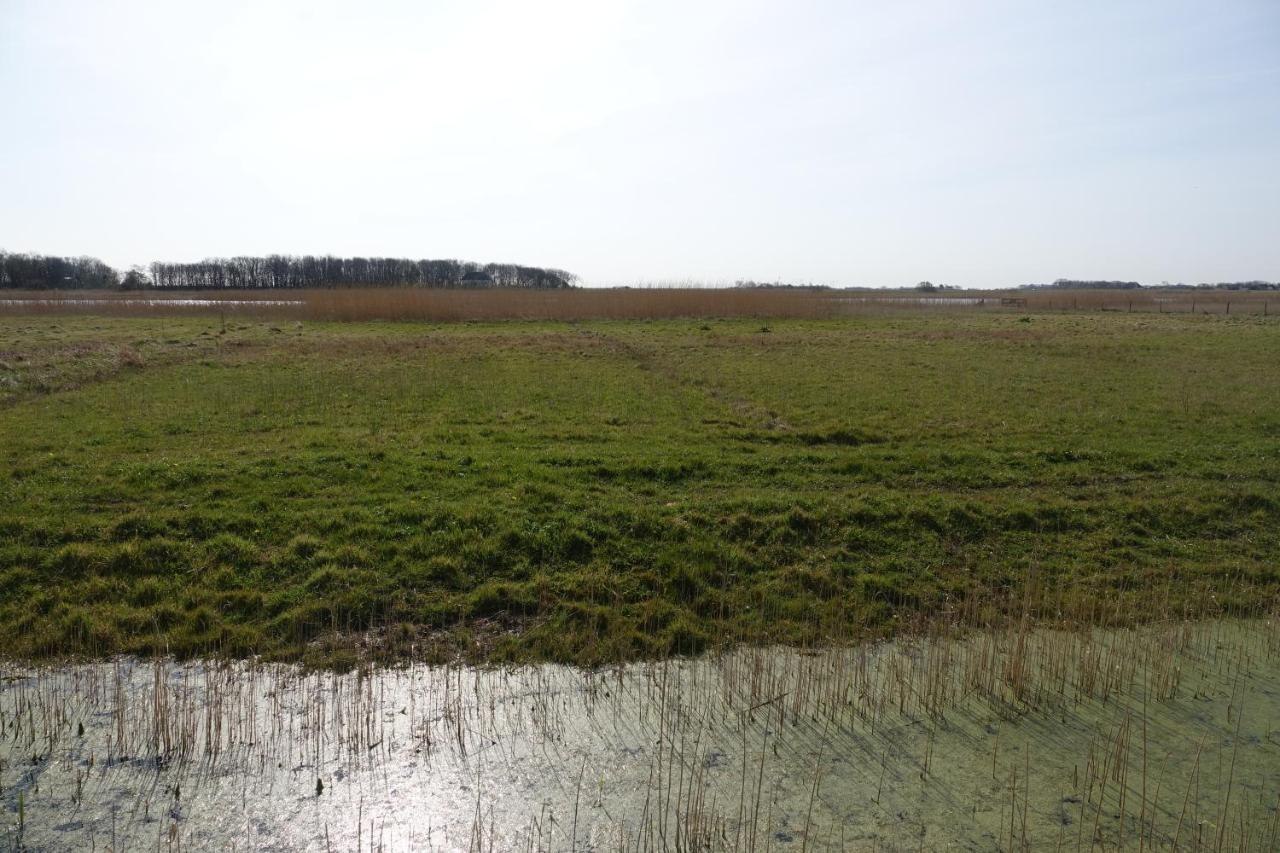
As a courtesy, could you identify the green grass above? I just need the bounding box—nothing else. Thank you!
[1,312,1277,666]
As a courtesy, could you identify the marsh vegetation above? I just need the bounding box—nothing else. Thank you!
[0,286,1274,323]
[1,301,1277,849]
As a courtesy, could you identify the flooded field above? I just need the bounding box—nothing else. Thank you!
[0,299,303,308]
[3,619,1277,851]
[829,296,990,306]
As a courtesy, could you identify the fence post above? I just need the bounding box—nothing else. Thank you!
[1226,300,1230,315]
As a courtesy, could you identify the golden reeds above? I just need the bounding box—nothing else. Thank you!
[5,286,1271,322]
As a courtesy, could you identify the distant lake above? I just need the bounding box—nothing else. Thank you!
[831,295,988,305]
[0,297,303,307]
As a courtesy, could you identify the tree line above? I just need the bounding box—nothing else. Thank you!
[149,256,577,289]
[1021,279,1143,290]
[1021,279,1278,291]
[0,252,121,289]
[0,251,577,290]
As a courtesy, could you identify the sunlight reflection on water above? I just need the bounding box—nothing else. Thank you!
[2,619,1277,850]
[0,298,302,307]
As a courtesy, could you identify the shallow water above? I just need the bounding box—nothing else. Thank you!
[2,619,1277,851]
[0,298,302,308]
[830,296,988,306]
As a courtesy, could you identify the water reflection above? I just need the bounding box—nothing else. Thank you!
[2,619,1277,850]
[0,298,302,307]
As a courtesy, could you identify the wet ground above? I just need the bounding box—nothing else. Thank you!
[0,299,302,308]
[3,619,1278,851]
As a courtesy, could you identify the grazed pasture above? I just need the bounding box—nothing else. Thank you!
[1,310,1276,667]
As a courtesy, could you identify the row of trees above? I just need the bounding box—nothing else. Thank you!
[1021,279,1143,290]
[0,252,122,289]
[0,251,577,290]
[1176,281,1279,291]
[148,256,576,290]
[1022,279,1278,291]
[733,280,830,290]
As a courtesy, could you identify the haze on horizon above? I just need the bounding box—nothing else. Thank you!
[2,0,1277,289]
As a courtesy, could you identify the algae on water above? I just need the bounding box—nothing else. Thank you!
[2,618,1278,850]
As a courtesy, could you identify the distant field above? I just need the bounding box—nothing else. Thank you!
[1,310,1277,667]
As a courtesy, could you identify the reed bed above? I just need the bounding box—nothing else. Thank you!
[0,287,987,322]
[7,286,1271,323]
[1016,289,1276,317]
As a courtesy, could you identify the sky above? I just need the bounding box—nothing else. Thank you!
[1,0,1278,288]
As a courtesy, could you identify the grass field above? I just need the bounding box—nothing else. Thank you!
[1,310,1277,667]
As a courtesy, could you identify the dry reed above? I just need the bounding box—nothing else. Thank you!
[6,286,1271,323]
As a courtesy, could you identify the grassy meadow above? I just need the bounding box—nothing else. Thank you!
[1,309,1277,667]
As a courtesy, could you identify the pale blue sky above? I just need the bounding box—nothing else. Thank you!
[2,0,1277,287]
